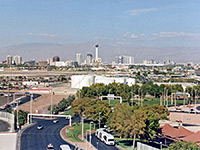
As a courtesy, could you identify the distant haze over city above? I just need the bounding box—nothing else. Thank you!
[1,1,200,63]
[0,42,200,63]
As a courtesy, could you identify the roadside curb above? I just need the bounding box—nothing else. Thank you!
[60,123,97,150]
[17,122,37,150]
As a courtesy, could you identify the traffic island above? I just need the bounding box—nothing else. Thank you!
[60,122,96,150]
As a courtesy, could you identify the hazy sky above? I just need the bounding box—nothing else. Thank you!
[0,0,200,47]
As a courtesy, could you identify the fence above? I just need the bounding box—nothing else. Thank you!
[137,142,160,150]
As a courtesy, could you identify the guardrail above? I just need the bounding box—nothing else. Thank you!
[0,111,14,132]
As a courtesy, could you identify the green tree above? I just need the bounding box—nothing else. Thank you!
[108,103,147,149]
[85,100,111,125]
[71,97,95,117]
[169,141,199,150]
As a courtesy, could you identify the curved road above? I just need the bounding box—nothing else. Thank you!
[0,119,10,132]
[21,117,78,150]
[21,117,119,150]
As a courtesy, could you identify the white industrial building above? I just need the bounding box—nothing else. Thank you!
[71,75,136,89]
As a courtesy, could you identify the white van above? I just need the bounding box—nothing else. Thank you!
[59,144,71,150]
[102,133,115,145]
[95,129,115,145]
[95,128,105,138]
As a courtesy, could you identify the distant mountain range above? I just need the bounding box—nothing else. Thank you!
[0,42,200,63]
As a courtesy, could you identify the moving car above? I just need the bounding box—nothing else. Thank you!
[47,143,54,150]
[59,144,71,150]
[53,119,59,123]
[37,125,43,130]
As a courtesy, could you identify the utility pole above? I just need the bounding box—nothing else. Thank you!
[99,112,101,129]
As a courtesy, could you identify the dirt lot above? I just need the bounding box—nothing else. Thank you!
[18,94,70,113]
[168,104,200,125]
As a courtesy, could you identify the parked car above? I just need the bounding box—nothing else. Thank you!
[59,144,71,150]
[47,143,54,150]
[190,109,195,113]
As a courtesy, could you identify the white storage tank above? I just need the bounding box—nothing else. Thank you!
[71,75,95,89]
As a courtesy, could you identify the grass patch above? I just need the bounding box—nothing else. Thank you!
[103,99,121,107]
[62,109,72,115]
[66,122,95,142]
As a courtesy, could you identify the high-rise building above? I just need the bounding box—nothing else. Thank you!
[7,55,13,65]
[53,56,60,62]
[95,44,99,61]
[76,53,82,65]
[115,55,134,65]
[13,55,22,65]
[86,54,93,65]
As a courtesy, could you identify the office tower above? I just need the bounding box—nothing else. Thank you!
[53,56,60,62]
[86,54,93,65]
[13,55,22,65]
[7,55,13,65]
[76,53,82,65]
[115,56,134,65]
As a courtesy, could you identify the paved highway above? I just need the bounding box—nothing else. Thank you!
[21,117,119,150]
[0,93,22,106]
[0,119,10,132]
[87,134,119,150]
[0,94,40,111]
[21,117,79,150]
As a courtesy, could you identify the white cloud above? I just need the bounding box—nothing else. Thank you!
[27,33,68,39]
[127,8,157,16]
[122,31,200,41]
[122,33,146,40]
[152,32,200,39]
[130,34,139,39]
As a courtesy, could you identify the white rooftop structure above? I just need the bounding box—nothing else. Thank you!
[71,75,135,89]
[0,133,17,150]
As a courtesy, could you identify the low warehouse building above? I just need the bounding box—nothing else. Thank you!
[71,75,135,89]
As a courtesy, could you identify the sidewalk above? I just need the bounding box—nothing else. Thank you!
[60,123,97,150]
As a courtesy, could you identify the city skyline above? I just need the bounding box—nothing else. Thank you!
[0,1,200,63]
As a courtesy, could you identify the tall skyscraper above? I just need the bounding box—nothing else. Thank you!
[115,55,134,65]
[7,55,13,65]
[53,56,60,62]
[86,54,93,65]
[13,55,22,65]
[95,44,99,61]
[76,53,82,65]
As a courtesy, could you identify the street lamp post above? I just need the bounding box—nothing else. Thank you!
[99,112,101,129]
[30,94,33,123]
[90,121,93,147]
[51,90,53,116]
[195,90,197,114]
[130,92,133,106]
[166,89,168,108]
[82,114,85,140]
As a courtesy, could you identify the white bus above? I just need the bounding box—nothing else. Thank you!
[95,128,115,145]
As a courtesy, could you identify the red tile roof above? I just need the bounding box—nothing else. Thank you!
[171,127,194,139]
[161,124,178,137]
[182,131,200,145]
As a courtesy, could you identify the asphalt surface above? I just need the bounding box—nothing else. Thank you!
[196,105,200,111]
[21,117,119,150]
[21,117,79,150]
[0,93,22,106]
[0,94,41,111]
[0,119,10,132]
[86,134,119,150]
